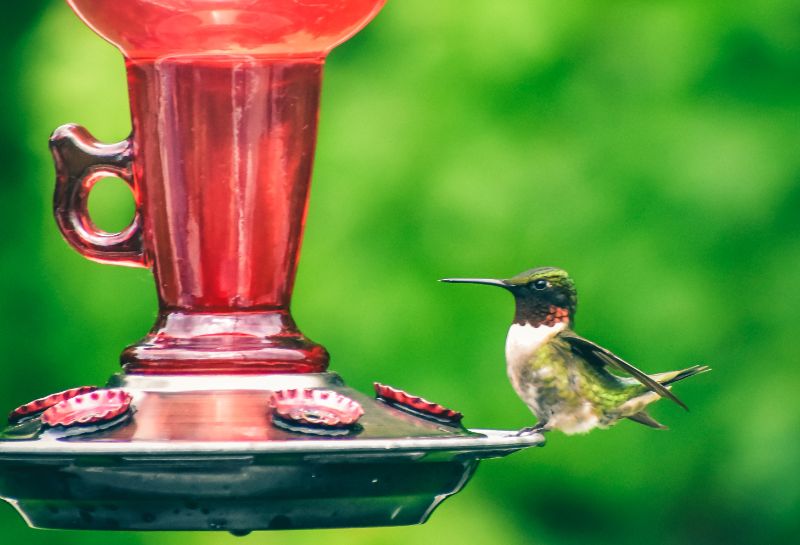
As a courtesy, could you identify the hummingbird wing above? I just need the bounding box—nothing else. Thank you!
[559,332,689,410]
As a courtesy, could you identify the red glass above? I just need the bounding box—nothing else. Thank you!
[52,0,386,374]
[67,0,386,59]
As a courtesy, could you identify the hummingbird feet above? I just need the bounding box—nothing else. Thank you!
[515,423,548,436]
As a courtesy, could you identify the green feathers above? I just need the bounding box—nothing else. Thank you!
[443,266,711,435]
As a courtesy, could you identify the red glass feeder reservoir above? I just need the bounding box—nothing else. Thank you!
[0,0,544,533]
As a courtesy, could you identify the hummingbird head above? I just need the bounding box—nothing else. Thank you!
[441,267,577,327]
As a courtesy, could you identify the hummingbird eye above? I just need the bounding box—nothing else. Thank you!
[532,279,549,290]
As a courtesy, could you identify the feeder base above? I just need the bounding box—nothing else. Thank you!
[0,373,544,531]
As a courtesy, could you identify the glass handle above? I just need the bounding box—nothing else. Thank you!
[50,124,147,268]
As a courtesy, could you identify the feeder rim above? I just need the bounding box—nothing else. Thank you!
[0,428,544,457]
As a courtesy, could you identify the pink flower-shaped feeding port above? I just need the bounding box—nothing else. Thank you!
[374,383,463,426]
[8,386,97,424]
[270,389,364,435]
[41,389,132,428]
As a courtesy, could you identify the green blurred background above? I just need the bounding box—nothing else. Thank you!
[1,0,799,544]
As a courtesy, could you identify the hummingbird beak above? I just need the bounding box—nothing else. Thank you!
[439,278,511,289]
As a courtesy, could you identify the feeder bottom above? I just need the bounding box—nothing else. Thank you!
[7,459,476,531]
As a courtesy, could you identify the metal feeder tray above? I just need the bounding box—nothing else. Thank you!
[0,373,544,533]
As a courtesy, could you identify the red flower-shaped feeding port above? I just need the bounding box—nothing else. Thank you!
[270,389,363,433]
[41,389,132,428]
[8,386,97,424]
[374,383,463,426]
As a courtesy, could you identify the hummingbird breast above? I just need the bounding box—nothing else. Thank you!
[505,322,605,433]
[505,322,568,415]
[505,322,567,369]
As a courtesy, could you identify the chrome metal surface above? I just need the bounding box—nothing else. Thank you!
[0,429,542,532]
[0,428,543,456]
[109,372,344,392]
[0,372,545,532]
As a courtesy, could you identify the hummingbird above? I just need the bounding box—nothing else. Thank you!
[441,267,710,435]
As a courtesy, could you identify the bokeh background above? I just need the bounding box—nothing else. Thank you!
[1,1,799,544]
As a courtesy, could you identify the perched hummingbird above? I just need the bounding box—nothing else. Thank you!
[442,267,709,435]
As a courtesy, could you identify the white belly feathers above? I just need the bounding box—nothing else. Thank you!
[504,322,566,370]
[504,321,605,434]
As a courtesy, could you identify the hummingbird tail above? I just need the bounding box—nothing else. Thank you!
[627,411,668,430]
[652,364,711,386]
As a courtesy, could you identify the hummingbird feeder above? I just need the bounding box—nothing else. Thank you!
[0,0,544,533]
